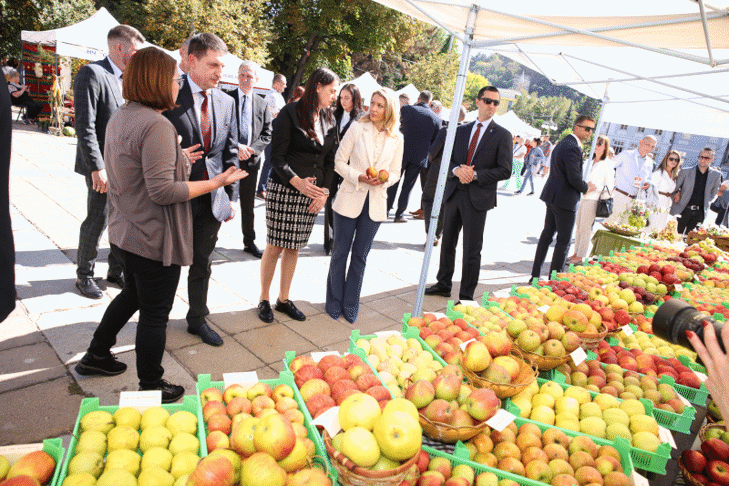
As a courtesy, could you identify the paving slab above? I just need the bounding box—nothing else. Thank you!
[0,342,67,393]
[0,306,45,352]
[233,323,318,365]
[171,338,264,382]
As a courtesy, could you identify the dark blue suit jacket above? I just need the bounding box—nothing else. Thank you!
[400,102,441,168]
[540,135,588,211]
[444,119,513,212]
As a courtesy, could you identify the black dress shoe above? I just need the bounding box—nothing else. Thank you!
[275,299,306,321]
[528,192,534,195]
[188,322,223,346]
[75,351,127,376]
[76,277,103,299]
[243,244,263,259]
[140,379,184,403]
[258,300,274,323]
[424,285,450,297]
[106,273,125,288]
[394,216,407,223]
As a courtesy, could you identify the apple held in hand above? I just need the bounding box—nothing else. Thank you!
[378,170,389,183]
[365,167,378,179]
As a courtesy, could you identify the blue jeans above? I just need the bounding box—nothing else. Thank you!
[257,144,273,194]
[326,199,381,323]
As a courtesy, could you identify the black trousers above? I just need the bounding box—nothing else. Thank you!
[422,198,444,239]
[188,194,221,327]
[11,93,43,120]
[77,175,122,279]
[239,167,258,247]
[678,208,704,234]
[387,162,422,219]
[435,188,488,301]
[88,245,180,388]
[531,203,577,279]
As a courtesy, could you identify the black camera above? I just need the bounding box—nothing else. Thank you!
[652,299,725,353]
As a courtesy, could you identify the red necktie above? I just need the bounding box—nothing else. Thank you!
[466,123,482,166]
[199,91,211,180]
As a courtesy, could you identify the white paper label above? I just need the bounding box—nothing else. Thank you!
[675,284,683,292]
[631,471,650,486]
[678,394,691,407]
[493,290,510,298]
[658,425,677,448]
[0,443,43,463]
[374,331,400,339]
[622,325,634,336]
[431,312,447,319]
[693,369,709,383]
[223,371,259,390]
[570,347,588,366]
[486,409,517,432]
[459,300,479,308]
[311,351,341,363]
[119,391,162,411]
[459,338,477,351]
[312,406,341,437]
[538,305,550,313]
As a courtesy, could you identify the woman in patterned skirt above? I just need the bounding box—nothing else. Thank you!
[258,68,340,323]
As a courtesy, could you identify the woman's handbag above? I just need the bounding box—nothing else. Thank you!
[595,186,613,218]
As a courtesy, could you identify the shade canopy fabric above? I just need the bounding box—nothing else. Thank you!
[464,110,541,137]
[341,72,383,106]
[395,83,421,104]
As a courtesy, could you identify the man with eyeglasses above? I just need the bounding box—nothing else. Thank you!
[606,135,657,223]
[425,86,512,302]
[670,148,723,234]
[531,116,597,281]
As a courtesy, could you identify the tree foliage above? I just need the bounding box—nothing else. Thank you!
[462,72,490,111]
[406,51,460,108]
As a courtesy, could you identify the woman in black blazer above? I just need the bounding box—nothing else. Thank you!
[258,68,340,323]
[324,84,364,255]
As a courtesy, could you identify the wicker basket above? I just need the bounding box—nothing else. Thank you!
[461,348,538,398]
[699,421,727,442]
[322,429,418,486]
[508,338,571,371]
[574,323,609,351]
[679,456,710,486]
[418,410,490,443]
[687,231,729,251]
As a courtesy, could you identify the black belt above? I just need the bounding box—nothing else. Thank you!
[686,205,702,211]
[659,191,672,197]
[614,188,636,199]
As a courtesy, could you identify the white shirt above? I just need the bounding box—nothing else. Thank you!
[106,56,123,93]
[468,118,492,151]
[648,169,677,209]
[583,157,615,201]
[265,89,285,116]
[513,143,527,161]
[237,87,253,145]
[187,75,213,133]
[339,111,351,132]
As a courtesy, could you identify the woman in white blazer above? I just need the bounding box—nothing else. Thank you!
[646,150,680,232]
[326,87,404,323]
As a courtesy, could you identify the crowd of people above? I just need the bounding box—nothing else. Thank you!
[7,25,729,402]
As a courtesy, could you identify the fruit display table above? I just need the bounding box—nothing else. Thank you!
[590,228,643,257]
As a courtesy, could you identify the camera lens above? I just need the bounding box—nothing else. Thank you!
[652,299,725,352]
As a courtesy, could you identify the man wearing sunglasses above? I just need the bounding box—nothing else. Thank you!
[670,148,723,234]
[606,135,657,222]
[425,86,512,302]
[531,116,597,281]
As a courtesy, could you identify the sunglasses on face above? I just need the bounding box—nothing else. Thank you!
[668,157,679,162]
[577,125,595,132]
[597,140,604,146]
[479,98,500,106]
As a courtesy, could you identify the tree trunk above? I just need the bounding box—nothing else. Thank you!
[285,34,322,100]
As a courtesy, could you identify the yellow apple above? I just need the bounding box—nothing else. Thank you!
[339,392,381,431]
[373,411,422,461]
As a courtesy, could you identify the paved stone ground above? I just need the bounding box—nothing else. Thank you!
[1,113,557,446]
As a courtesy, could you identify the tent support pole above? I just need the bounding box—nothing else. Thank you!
[412,6,476,318]
[584,84,610,180]
[698,0,716,67]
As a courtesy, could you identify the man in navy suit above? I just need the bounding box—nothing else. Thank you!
[164,33,241,347]
[387,90,441,222]
[74,25,145,299]
[225,61,272,258]
[425,87,513,301]
[531,116,597,280]
[0,71,14,322]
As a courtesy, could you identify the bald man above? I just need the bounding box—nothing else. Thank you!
[606,135,657,222]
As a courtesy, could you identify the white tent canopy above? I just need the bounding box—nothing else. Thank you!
[341,72,383,106]
[395,83,421,104]
[465,110,541,138]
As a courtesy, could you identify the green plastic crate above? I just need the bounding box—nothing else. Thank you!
[59,395,203,485]
[0,438,65,486]
[195,372,334,483]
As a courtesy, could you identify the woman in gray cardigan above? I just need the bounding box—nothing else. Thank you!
[74,47,246,402]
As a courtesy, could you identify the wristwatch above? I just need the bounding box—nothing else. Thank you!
[472,172,478,181]
[322,188,330,196]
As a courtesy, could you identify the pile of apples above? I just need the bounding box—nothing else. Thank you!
[64,406,201,486]
[682,438,729,486]
[449,304,513,333]
[412,449,517,486]
[482,294,549,324]
[595,341,702,390]
[461,333,533,385]
[461,421,633,485]
[288,353,391,417]
[509,380,664,453]
[406,314,482,365]
[0,450,56,486]
[329,394,422,471]
[355,333,444,397]
[506,315,581,358]
[603,329,697,361]
[635,262,682,286]
[403,366,500,429]
[198,381,329,486]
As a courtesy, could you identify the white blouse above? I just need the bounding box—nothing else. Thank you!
[648,169,676,210]
[583,157,615,201]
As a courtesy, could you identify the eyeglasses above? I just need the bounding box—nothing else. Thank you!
[479,98,500,106]
[699,155,712,160]
[577,125,595,132]
[668,157,679,162]
[596,140,604,146]
[173,78,184,88]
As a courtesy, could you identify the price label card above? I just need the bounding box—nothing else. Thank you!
[631,471,650,486]
[538,305,550,314]
[312,406,341,437]
[431,312,447,319]
[223,371,259,390]
[311,351,341,363]
[493,290,510,299]
[119,391,162,411]
[486,409,517,432]
[693,369,709,383]
[675,284,683,292]
[658,425,677,448]
[374,331,400,338]
[459,338,476,351]
[459,300,479,308]
[570,347,588,366]
[678,394,691,407]
[622,325,634,336]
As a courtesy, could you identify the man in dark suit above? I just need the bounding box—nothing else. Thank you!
[530,116,597,280]
[425,87,513,301]
[225,61,272,258]
[387,90,441,222]
[74,25,145,299]
[164,33,241,347]
[0,72,15,322]
[671,148,724,234]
